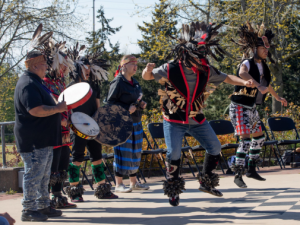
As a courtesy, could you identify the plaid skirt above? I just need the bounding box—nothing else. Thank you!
[229,103,262,136]
[113,122,143,175]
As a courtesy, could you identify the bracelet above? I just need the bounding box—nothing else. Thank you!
[257,85,262,88]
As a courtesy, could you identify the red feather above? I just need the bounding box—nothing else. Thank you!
[201,33,207,40]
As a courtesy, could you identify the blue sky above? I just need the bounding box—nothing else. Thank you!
[76,0,160,54]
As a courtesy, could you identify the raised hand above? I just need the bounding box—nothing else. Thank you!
[145,63,155,73]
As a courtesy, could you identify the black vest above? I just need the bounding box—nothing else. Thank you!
[231,58,271,107]
[160,61,210,124]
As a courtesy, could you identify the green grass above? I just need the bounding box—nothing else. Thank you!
[6,188,17,195]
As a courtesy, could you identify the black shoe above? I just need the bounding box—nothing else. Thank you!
[169,195,180,207]
[234,175,247,188]
[199,183,223,197]
[38,206,62,217]
[51,195,77,209]
[246,170,266,181]
[21,210,48,221]
[226,168,234,175]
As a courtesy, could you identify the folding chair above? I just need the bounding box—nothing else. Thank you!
[102,153,116,185]
[268,117,300,168]
[209,120,239,174]
[148,123,197,177]
[80,155,94,190]
[260,121,280,168]
[140,131,166,180]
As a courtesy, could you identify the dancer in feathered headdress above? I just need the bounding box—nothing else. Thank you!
[231,22,275,62]
[68,45,109,84]
[65,45,118,203]
[229,22,287,189]
[166,22,229,68]
[142,21,255,206]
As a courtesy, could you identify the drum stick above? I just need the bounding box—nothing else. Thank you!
[72,123,90,125]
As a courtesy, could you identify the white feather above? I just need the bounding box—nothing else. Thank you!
[51,51,60,72]
[91,64,108,81]
[184,31,190,42]
[193,29,201,41]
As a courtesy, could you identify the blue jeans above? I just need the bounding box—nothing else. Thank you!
[0,216,9,225]
[163,120,221,162]
[20,146,53,211]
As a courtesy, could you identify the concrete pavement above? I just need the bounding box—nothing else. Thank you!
[1,170,300,225]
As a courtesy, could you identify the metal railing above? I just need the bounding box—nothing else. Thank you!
[0,121,15,168]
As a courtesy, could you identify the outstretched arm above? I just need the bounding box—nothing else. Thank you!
[142,63,156,80]
[223,75,254,88]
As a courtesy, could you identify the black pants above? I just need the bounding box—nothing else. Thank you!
[51,146,71,193]
[115,171,136,178]
[51,146,70,173]
[71,134,102,162]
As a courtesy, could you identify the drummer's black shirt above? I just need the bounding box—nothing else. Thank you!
[14,71,62,153]
[72,81,100,117]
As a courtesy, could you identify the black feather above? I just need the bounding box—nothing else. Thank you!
[32,24,43,40]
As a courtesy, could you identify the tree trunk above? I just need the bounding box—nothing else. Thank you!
[240,0,247,13]
[269,63,283,114]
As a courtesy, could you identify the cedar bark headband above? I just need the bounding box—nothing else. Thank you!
[25,55,46,69]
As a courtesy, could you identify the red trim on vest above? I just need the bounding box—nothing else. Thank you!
[179,61,190,123]
[164,61,209,125]
[194,58,210,100]
[167,63,187,99]
[191,67,200,124]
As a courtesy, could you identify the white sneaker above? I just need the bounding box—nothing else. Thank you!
[130,182,150,190]
[115,184,132,193]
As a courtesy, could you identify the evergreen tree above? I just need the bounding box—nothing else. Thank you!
[137,0,178,65]
[86,6,122,61]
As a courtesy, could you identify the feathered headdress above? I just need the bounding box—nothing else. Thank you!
[28,24,53,53]
[231,22,275,62]
[27,24,75,76]
[67,42,87,79]
[46,39,75,77]
[88,50,110,82]
[166,21,229,68]
[68,43,109,83]
[25,24,53,69]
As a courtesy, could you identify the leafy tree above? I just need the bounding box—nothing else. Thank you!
[0,65,18,122]
[86,6,122,61]
[137,0,178,65]
[0,0,84,79]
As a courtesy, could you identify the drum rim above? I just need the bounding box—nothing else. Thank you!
[67,88,93,110]
[58,83,92,109]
